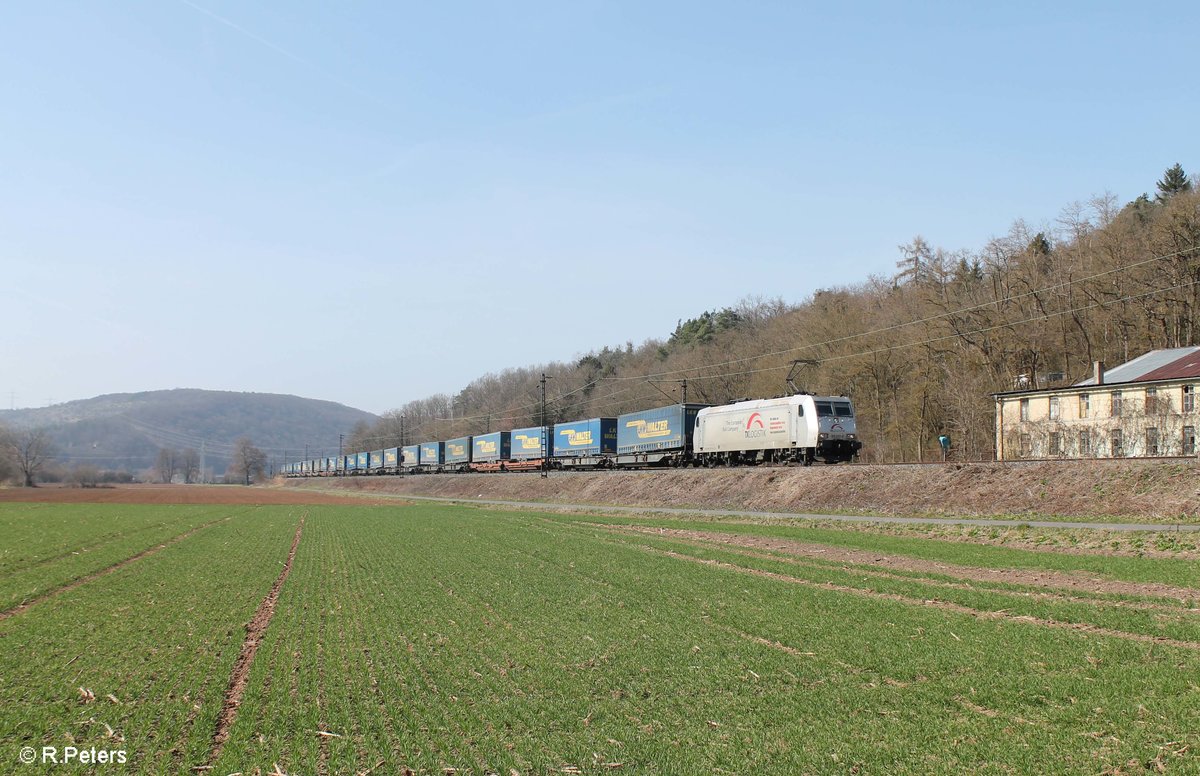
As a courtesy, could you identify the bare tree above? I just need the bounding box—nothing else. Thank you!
[230,437,267,485]
[7,427,56,487]
[181,448,201,484]
[344,420,374,454]
[155,447,178,484]
[0,424,15,483]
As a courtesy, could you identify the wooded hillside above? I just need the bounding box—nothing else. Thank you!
[351,166,1199,463]
[0,389,378,478]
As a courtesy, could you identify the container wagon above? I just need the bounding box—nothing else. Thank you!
[553,417,617,468]
[445,436,473,472]
[383,447,401,474]
[471,432,511,472]
[401,444,421,473]
[616,403,708,467]
[419,441,445,473]
[509,425,552,471]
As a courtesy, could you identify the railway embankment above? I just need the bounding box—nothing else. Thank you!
[286,458,1200,524]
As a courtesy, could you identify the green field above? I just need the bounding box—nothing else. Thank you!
[2,501,1198,774]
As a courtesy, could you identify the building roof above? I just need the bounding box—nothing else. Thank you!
[1074,346,1200,386]
[1138,349,1200,381]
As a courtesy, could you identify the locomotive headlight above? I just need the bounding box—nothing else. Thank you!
[818,432,828,441]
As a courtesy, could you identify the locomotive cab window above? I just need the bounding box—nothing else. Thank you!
[816,401,835,416]
[797,405,804,416]
[833,402,853,417]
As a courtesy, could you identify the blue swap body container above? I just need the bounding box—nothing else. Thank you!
[510,425,553,460]
[616,403,708,456]
[553,418,617,457]
[420,442,445,467]
[472,432,511,463]
[445,436,472,467]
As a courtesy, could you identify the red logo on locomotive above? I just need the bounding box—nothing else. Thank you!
[746,412,765,430]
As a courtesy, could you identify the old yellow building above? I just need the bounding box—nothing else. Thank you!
[993,347,1200,460]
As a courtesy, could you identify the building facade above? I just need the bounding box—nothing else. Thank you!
[994,347,1200,461]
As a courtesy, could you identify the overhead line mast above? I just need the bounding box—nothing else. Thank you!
[540,372,552,478]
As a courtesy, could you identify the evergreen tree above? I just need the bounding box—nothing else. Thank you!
[1155,163,1192,202]
[1027,232,1052,256]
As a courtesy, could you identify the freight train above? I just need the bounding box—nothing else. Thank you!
[283,395,861,477]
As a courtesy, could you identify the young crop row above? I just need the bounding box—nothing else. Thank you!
[0,504,256,612]
[214,504,1198,774]
[0,506,303,774]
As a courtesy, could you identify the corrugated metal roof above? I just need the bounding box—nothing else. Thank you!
[1074,346,1200,386]
[1138,349,1200,381]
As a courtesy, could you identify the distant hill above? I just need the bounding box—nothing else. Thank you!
[0,389,378,478]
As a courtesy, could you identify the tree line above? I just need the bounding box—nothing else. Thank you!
[0,425,269,487]
[344,164,1198,463]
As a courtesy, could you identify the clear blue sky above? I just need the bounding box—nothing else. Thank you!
[3,1,1196,415]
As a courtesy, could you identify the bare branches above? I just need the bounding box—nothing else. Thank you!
[5,427,56,487]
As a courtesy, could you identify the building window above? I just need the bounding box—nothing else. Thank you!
[1146,427,1159,456]
[1185,426,1196,456]
[1145,388,1158,415]
[1079,430,1091,456]
[1019,399,1030,421]
[1019,434,1032,457]
[1049,432,1062,456]
[1049,397,1060,420]
[1111,392,1122,417]
[1185,385,1195,413]
[1079,394,1090,418]
[1110,429,1123,457]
